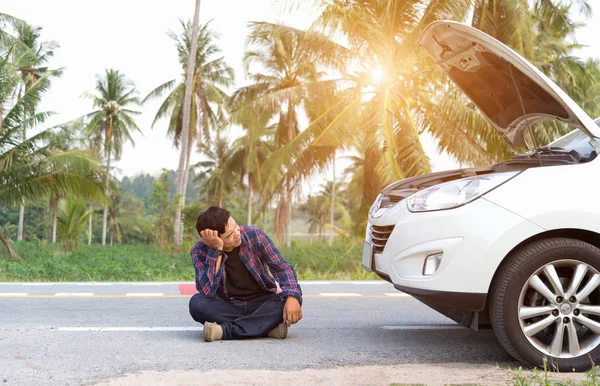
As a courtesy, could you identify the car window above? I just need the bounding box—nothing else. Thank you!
[547,128,594,152]
[520,118,598,160]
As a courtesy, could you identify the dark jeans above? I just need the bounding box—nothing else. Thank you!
[189,292,284,340]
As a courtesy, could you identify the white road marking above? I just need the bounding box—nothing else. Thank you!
[55,293,94,296]
[0,293,28,296]
[381,325,465,330]
[298,281,331,285]
[385,293,412,297]
[74,283,111,286]
[18,283,53,286]
[57,327,203,332]
[125,293,164,297]
[319,293,361,297]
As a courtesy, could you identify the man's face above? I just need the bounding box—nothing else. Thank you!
[220,217,241,250]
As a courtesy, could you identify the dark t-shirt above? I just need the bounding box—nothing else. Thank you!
[224,247,270,300]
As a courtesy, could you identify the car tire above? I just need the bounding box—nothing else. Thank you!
[490,237,600,372]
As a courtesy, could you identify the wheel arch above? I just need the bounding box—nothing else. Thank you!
[486,228,600,306]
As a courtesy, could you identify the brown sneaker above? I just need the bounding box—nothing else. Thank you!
[267,322,288,339]
[203,322,223,342]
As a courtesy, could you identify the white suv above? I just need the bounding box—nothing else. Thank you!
[362,20,600,371]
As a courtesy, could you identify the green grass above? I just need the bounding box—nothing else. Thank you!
[0,240,378,282]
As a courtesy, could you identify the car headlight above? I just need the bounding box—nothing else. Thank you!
[368,194,398,218]
[406,171,519,212]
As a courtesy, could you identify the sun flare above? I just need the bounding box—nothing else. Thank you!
[370,67,384,84]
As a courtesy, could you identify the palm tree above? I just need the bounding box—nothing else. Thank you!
[151,169,172,249]
[340,139,388,238]
[144,17,234,247]
[174,0,201,248]
[73,123,104,245]
[578,59,600,118]
[56,197,91,252]
[193,131,236,207]
[82,69,141,246]
[299,193,330,243]
[268,1,478,190]
[299,194,325,243]
[465,0,596,148]
[231,21,349,247]
[228,108,275,226]
[0,27,105,258]
[107,190,123,246]
[268,0,598,230]
[11,21,60,241]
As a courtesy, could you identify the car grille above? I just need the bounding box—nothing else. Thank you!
[369,225,395,253]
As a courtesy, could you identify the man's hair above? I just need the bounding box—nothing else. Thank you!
[195,206,231,236]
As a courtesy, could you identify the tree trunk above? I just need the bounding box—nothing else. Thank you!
[161,197,167,248]
[17,107,26,242]
[51,196,57,244]
[182,135,193,204]
[161,212,165,249]
[328,160,335,247]
[174,0,201,248]
[0,233,19,260]
[17,203,24,241]
[88,201,93,245]
[247,177,253,226]
[102,144,111,246]
[114,214,119,245]
[319,221,323,242]
[179,130,194,241]
[285,101,294,248]
[110,229,114,246]
[286,190,292,247]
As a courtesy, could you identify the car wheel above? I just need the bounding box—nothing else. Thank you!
[490,237,600,371]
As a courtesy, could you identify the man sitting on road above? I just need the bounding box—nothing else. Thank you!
[188,205,303,342]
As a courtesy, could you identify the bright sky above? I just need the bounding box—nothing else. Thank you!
[3,1,600,184]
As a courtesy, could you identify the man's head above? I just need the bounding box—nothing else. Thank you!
[195,206,241,251]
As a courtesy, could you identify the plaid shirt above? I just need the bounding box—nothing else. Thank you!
[190,226,303,304]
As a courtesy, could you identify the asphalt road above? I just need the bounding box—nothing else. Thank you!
[0,281,518,385]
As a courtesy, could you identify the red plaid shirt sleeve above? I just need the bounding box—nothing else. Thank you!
[191,242,224,296]
[257,228,303,304]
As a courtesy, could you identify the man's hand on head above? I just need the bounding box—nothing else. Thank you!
[283,296,302,326]
[200,229,224,251]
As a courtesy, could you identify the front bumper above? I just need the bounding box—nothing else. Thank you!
[362,197,544,317]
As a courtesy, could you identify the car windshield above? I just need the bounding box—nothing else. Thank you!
[518,118,600,160]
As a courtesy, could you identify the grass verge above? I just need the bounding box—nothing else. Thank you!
[0,241,379,281]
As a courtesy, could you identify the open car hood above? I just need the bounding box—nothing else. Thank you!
[418,21,600,147]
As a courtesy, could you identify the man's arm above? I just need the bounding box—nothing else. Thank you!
[256,228,303,325]
[257,228,303,303]
[191,243,224,296]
